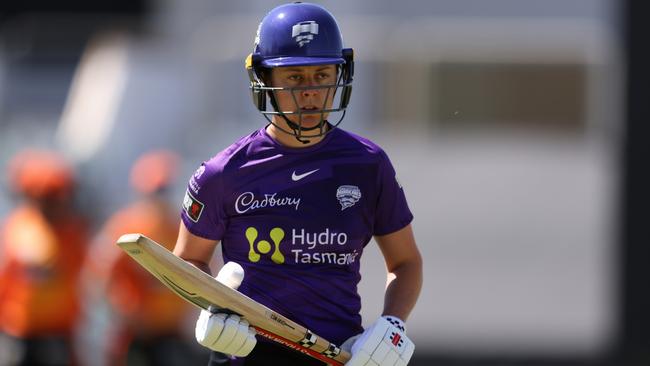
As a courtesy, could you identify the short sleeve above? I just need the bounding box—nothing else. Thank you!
[373,150,413,236]
[180,162,227,240]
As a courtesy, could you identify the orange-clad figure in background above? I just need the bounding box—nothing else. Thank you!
[86,150,208,366]
[0,149,89,366]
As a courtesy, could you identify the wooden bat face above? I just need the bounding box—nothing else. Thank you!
[116,233,351,365]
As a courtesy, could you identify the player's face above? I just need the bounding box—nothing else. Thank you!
[269,65,337,129]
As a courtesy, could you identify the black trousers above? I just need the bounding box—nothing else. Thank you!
[126,334,211,366]
[0,333,74,366]
[208,341,326,366]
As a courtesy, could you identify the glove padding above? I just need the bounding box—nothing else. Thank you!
[342,316,414,366]
[195,311,257,356]
[194,262,256,357]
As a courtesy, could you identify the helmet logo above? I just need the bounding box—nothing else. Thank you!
[292,21,319,47]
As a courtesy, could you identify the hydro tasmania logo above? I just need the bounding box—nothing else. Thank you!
[244,226,359,266]
[246,227,285,264]
[292,21,318,47]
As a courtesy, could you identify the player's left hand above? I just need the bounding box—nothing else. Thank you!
[342,316,414,366]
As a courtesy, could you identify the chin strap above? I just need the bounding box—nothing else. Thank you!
[297,136,311,144]
[279,114,312,144]
[287,119,331,145]
[287,117,332,145]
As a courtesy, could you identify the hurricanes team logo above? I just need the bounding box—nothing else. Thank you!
[292,21,319,47]
[336,185,361,210]
[245,227,285,264]
[189,165,206,193]
[194,165,205,179]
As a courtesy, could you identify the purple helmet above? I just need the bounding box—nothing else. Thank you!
[246,2,354,142]
[255,2,346,67]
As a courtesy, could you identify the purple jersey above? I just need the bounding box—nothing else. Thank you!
[181,126,413,346]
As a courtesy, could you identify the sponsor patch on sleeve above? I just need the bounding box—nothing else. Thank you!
[183,190,205,222]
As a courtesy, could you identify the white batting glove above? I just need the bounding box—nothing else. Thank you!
[342,316,414,366]
[194,262,257,357]
[195,311,256,356]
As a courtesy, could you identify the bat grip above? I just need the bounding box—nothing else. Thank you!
[207,305,240,316]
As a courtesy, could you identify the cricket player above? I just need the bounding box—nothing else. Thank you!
[84,150,207,365]
[0,149,89,366]
[173,2,422,365]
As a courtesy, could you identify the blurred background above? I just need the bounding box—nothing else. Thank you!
[1,0,647,365]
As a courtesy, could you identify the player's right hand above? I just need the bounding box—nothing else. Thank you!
[194,262,256,356]
[195,310,257,356]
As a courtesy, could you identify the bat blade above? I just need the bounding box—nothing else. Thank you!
[116,233,351,365]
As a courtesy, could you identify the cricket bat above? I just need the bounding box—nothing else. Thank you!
[116,233,352,365]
